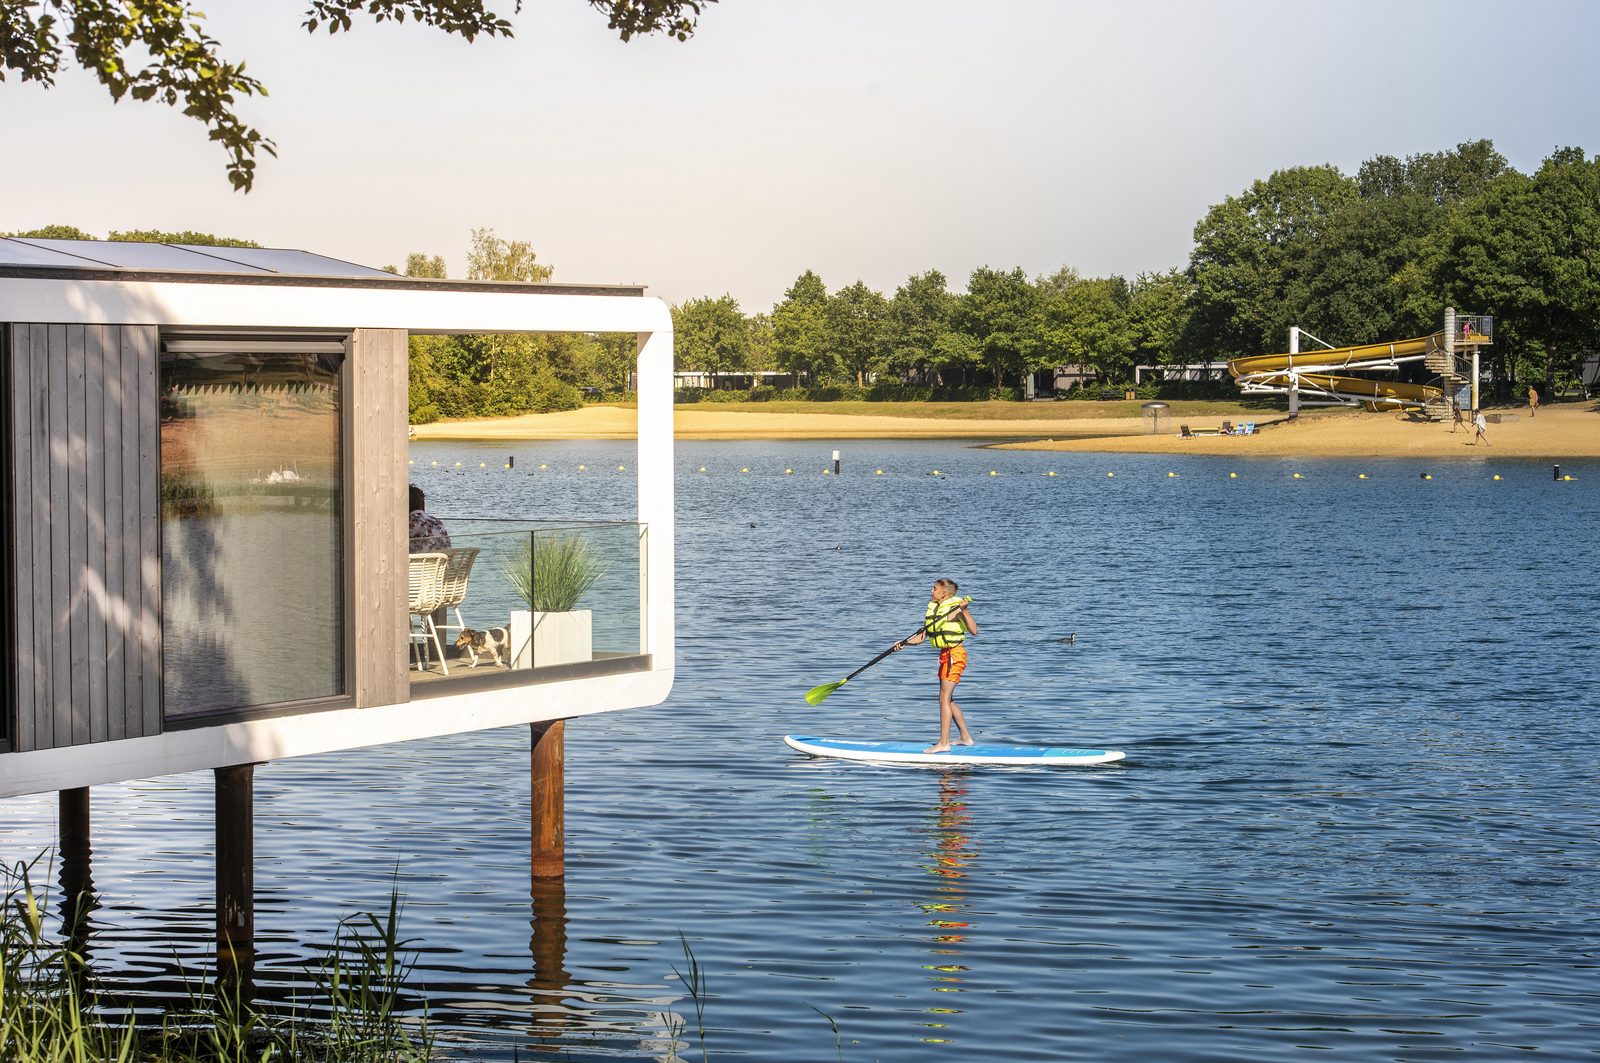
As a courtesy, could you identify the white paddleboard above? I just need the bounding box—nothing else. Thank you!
[784,735,1125,766]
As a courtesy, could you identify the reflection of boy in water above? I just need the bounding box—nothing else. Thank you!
[894,578,979,753]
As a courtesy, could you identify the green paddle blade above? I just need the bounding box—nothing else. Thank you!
[805,679,846,706]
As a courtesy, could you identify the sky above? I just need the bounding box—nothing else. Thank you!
[3,0,1598,309]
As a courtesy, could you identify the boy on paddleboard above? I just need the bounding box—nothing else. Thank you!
[893,579,979,753]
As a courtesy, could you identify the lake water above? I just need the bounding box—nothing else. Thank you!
[4,439,1599,1061]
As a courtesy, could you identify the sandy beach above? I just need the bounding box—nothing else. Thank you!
[410,401,1600,458]
[997,403,1600,459]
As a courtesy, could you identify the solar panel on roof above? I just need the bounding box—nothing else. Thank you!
[0,238,118,268]
[176,245,395,278]
[13,239,273,272]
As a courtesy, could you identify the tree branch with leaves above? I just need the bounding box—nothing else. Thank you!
[0,0,716,191]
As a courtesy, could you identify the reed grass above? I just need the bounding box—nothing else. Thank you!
[1,857,432,1061]
[506,534,605,613]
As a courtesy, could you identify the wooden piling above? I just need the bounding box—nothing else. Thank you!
[59,786,91,865]
[58,787,94,943]
[530,720,565,879]
[215,764,255,981]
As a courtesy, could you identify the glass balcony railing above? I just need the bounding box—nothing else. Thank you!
[407,520,646,690]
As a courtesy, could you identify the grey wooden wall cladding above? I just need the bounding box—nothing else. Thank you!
[349,328,410,709]
[5,324,161,751]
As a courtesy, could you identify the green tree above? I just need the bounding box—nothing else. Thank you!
[824,280,889,386]
[1,224,258,246]
[590,333,638,393]
[673,295,749,382]
[105,228,259,247]
[1422,148,1600,397]
[745,312,776,373]
[466,228,552,282]
[404,252,448,278]
[885,270,953,379]
[771,270,832,384]
[1188,165,1359,357]
[1127,269,1195,367]
[1,223,95,239]
[952,266,1037,388]
[1039,275,1135,382]
[1357,139,1508,204]
[0,0,717,190]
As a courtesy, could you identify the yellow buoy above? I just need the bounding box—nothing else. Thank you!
[454,461,462,467]
[698,466,707,473]
[875,469,884,475]
[1422,473,1433,480]
[1046,471,1057,477]
[989,470,999,477]
[1167,471,1177,478]
[408,459,414,465]
[479,462,486,468]
[1492,474,1502,480]
[785,468,793,475]
[1292,473,1303,479]
[1358,473,1368,479]
[740,467,749,473]
[932,470,942,476]
[1107,472,1115,478]
[617,464,626,471]
[1229,472,1238,479]
[578,464,586,470]
[539,463,548,470]
[1562,475,1577,481]
[503,463,511,469]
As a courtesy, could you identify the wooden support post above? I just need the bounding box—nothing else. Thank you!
[59,786,91,867]
[58,788,94,942]
[215,764,256,983]
[530,720,565,880]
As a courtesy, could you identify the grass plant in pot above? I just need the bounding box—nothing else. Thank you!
[507,533,605,668]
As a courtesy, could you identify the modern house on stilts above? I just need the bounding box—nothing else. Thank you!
[0,237,675,974]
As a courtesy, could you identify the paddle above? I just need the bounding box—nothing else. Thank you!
[805,597,972,706]
[804,642,906,706]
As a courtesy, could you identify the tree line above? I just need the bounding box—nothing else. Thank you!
[13,139,1596,418]
[672,140,1600,401]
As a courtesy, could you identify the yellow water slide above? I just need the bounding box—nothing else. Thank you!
[1228,335,1445,410]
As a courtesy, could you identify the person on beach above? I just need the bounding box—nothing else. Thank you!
[893,578,979,753]
[1529,386,1539,418]
[1472,410,1489,446]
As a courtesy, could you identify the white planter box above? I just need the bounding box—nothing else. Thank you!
[510,609,593,669]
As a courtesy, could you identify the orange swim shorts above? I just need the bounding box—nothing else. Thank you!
[938,646,968,683]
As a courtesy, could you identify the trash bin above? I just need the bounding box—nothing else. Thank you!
[1141,401,1170,435]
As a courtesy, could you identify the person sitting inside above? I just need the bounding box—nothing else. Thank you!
[409,484,451,551]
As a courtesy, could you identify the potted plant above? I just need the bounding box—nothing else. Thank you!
[506,534,604,668]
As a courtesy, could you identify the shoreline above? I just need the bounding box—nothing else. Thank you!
[410,401,1600,459]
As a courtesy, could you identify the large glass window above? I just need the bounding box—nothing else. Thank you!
[159,338,345,716]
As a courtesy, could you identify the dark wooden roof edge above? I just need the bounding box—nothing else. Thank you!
[0,265,647,297]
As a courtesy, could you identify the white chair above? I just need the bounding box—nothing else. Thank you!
[408,552,451,674]
[434,546,482,662]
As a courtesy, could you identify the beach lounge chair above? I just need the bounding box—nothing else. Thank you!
[1221,421,1234,435]
[1180,424,1194,438]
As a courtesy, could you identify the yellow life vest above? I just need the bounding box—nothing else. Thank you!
[924,597,969,649]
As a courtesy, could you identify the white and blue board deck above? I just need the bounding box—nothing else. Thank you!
[784,735,1125,766]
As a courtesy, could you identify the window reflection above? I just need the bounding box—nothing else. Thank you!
[159,344,344,715]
